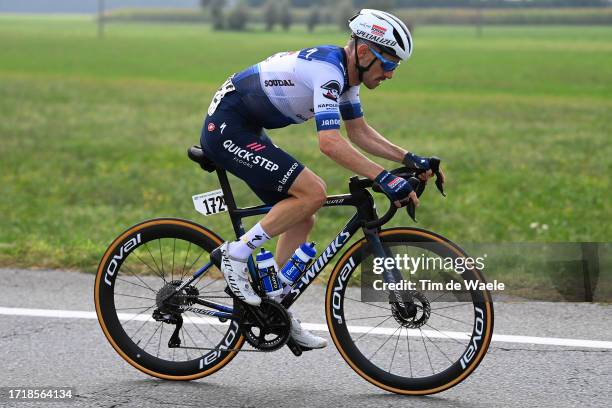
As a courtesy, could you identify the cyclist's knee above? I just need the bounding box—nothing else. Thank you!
[289,168,327,209]
[307,179,327,210]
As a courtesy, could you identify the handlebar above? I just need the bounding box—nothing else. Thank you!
[360,157,445,229]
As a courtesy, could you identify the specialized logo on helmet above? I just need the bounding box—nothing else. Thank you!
[371,24,386,36]
[355,29,398,47]
[321,80,341,102]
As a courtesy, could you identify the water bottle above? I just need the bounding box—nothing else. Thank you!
[255,249,283,298]
[279,242,317,286]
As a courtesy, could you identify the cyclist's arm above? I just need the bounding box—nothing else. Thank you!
[318,129,384,180]
[344,117,406,163]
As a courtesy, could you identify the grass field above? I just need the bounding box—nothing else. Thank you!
[0,15,611,274]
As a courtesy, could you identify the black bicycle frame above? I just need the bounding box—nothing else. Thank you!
[179,166,394,319]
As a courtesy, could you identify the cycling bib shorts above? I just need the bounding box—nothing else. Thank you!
[201,91,304,205]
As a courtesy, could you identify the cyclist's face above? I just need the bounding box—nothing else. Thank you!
[360,47,400,90]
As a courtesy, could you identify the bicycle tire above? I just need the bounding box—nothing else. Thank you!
[325,227,494,395]
[94,218,244,380]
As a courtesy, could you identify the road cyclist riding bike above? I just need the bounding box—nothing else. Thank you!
[95,9,495,395]
[203,9,445,350]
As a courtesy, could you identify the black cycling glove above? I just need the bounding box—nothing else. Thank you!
[375,170,413,203]
[403,152,430,171]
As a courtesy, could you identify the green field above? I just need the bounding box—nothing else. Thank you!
[1,16,611,273]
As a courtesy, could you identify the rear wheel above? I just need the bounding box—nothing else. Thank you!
[326,228,494,395]
[95,218,244,380]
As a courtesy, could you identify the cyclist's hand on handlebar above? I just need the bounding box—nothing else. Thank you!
[374,170,419,208]
[403,152,446,193]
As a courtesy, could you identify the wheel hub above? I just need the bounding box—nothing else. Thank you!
[155,280,199,315]
[391,291,431,328]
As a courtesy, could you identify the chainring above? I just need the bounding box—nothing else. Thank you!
[239,299,291,352]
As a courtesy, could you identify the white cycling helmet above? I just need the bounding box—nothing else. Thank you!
[348,9,413,61]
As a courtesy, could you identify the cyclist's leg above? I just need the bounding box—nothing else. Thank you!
[275,215,315,267]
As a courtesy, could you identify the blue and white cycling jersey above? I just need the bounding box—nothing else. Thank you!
[231,45,363,131]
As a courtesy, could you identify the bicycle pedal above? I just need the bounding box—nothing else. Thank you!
[286,339,303,357]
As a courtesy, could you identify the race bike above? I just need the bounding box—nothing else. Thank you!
[94,146,493,395]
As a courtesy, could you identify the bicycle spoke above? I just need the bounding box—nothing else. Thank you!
[122,304,156,326]
[144,243,165,282]
[180,242,192,281]
[344,296,391,311]
[142,322,162,352]
[158,239,165,279]
[354,316,393,343]
[185,313,215,346]
[421,329,455,365]
[184,249,206,279]
[419,328,435,375]
[424,322,468,347]
[116,306,156,311]
[429,310,473,327]
[345,314,391,322]
[120,264,157,293]
[133,252,166,283]
[157,323,164,358]
[116,276,157,293]
[181,330,191,360]
[198,277,224,292]
[130,317,151,339]
[389,326,402,373]
[181,325,199,360]
[432,303,472,311]
[406,327,413,377]
[368,325,401,361]
[114,293,156,301]
[171,238,176,281]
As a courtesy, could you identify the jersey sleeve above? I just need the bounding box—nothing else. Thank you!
[338,85,364,121]
[309,65,344,132]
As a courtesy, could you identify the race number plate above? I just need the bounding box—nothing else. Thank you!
[192,189,227,216]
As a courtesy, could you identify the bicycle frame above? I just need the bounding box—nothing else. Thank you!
[178,165,395,319]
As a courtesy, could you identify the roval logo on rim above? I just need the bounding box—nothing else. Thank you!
[104,233,142,286]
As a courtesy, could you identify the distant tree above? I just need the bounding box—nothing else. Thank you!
[210,0,225,30]
[227,3,250,31]
[337,0,354,32]
[263,0,278,31]
[306,6,320,33]
[279,1,293,31]
[200,0,211,9]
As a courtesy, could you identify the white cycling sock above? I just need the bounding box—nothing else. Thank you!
[228,222,271,261]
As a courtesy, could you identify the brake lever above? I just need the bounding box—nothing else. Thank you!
[406,201,417,222]
[429,157,446,197]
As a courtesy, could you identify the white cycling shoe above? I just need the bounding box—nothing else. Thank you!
[216,242,261,306]
[288,310,328,349]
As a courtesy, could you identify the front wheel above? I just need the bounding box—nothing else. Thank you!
[95,218,244,380]
[326,227,494,395]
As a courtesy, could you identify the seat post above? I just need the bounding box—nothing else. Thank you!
[214,168,246,238]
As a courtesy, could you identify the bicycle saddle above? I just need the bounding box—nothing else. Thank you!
[188,145,217,173]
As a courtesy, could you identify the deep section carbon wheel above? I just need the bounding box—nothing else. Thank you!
[95,218,244,380]
[326,228,494,395]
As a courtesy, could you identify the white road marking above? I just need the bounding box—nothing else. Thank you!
[1,306,611,349]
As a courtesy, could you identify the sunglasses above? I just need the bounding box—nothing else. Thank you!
[368,46,400,72]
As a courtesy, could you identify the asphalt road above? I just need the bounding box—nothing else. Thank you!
[1,268,611,408]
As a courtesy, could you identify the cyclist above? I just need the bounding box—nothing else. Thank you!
[201,9,444,349]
